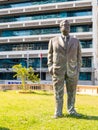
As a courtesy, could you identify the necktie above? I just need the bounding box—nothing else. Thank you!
[64,36,69,49]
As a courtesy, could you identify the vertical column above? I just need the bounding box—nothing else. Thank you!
[27,51,29,68]
[39,53,42,82]
[92,0,98,85]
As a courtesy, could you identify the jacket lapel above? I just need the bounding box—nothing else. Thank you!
[58,35,65,49]
[58,35,73,51]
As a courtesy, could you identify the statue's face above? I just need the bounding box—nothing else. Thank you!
[60,22,70,36]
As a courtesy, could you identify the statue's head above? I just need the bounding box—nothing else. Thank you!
[60,20,70,36]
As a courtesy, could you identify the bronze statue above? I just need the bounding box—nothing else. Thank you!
[47,20,82,118]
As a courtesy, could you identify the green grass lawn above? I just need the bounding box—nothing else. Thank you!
[0,90,98,130]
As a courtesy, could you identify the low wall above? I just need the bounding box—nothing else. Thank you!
[0,84,53,91]
[77,85,98,95]
[0,84,98,95]
[0,84,20,90]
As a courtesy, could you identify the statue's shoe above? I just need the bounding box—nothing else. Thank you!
[69,111,82,117]
[52,114,63,119]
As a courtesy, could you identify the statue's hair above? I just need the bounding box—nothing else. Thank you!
[59,20,70,27]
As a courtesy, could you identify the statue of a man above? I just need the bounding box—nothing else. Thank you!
[47,20,82,118]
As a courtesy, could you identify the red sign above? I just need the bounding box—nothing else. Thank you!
[39,53,42,59]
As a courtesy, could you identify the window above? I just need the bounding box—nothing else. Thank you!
[0,72,16,80]
[80,40,92,48]
[82,57,92,67]
[0,42,48,51]
[79,72,91,80]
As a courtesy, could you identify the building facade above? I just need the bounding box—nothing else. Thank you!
[0,0,98,85]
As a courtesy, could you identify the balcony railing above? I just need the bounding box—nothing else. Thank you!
[0,16,92,30]
[82,48,93,56]
[0,50,48,59]
[0,48,94,60]
[0,0,92,16]
[81,67,93,72]
[0,32,93,43]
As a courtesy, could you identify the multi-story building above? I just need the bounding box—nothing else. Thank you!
[0,0,98,85]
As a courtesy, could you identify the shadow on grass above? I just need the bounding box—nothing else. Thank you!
[2,90,8,92]
[0,127,10,130]
[65,114,98,120]
[16,90,53,96]
[1,90,53,96]
[32,90,53,96]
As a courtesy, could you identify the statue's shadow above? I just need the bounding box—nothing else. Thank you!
[0,127,10,130]
[65,114,98,120]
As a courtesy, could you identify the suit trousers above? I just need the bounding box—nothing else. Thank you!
[52,72,78,116]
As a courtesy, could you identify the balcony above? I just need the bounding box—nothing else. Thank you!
[0,68,48,73]
[0,50,48,59]
[82,48,93,56]
[0,32,93,44]
[81,67,93,72]
[0,46,94,60]
[0,16,92,30]
[0,0,92,16]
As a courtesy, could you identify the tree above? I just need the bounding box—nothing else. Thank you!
[27,67,39,83]
[12,64,39,90]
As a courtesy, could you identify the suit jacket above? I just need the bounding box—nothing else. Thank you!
[47,35,82,77]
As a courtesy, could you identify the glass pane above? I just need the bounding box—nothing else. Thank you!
[80,40,92,48]
[0,0,79,9]
[82,57,92,67]
[79,72,91,80]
